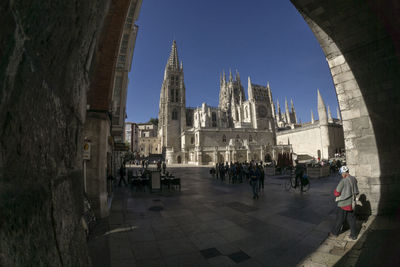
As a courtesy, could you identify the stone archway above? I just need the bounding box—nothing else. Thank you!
[291,0,400,215]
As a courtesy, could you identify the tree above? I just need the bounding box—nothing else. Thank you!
[148,117,159,126]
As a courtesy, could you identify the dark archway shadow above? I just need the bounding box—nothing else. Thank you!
[334,213,400,267]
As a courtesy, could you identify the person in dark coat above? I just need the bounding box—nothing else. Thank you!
[249,165,260,199]
[118,164,127,186]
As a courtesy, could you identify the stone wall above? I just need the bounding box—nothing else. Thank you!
[0,0,110,266]
[276,124,344,159]
[291,0,400,214]
[277,125,322,158]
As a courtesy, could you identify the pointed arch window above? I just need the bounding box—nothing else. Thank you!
[172,109,178,120]
[212,112,217,127]
[175,89,179,102]
[222,135,226,143]
[171,89,175,102]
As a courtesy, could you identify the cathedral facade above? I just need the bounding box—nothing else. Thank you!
[156,41,344,165]
[158,41,277,165]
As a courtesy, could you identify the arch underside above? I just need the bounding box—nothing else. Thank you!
[291,0,400,215]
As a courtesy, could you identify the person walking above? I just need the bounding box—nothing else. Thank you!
[249,164,260,199]
[294,160,304,189]
[118,163,127,186]
[258,162,265,191]
[219,164,225,181]
[162,161,166,174]
[330,166,359,240]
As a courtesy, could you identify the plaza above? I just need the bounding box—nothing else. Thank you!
[1,1,400,266]
[89,167,358,266]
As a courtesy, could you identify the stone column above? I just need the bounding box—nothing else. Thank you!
[232,148,236,162]
[83,111,111,218]
[260,146,264,162]
[213,147,218,164]
[225,148,230,163]
[197,151,203,165]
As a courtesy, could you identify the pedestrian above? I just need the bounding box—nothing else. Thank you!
[118,164,127,186]
[258,162,265,191]
[157,160,161,171]
[162,161,166,174]
[216,163,219,179]
[249,164,260,199]
[219,164,225,181]
[294,160,304,189]
[330,166,359,240]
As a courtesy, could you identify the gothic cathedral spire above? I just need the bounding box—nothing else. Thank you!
[158,40,186,151]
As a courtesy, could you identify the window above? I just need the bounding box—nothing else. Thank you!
[212,112,217,127]
[175,89,179,102]
[172,109,178,120]
[171,89,175,102]
[222,135,226,143]
[245,107,249,118]
[249,135,253,142]
[191,137,194,144]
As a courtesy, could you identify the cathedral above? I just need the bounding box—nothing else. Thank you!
[158,41,277,164]
[156,41,344,165]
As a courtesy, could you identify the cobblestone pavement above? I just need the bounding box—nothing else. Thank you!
[88,166,380,267]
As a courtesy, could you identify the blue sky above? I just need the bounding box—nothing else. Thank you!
[126,0,339,123]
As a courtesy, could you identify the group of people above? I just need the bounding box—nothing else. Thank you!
[212,161,266,199]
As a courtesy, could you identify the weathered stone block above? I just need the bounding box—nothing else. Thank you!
[341,108,360,120]
[333,71,355,84]
[328,55,346,68]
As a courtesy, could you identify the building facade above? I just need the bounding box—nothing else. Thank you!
[276,90,344,160]
[125,122,161,157]
[158,41,277,165]
[127,41,345,165]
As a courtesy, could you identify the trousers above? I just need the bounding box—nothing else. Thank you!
[331,207,357,237]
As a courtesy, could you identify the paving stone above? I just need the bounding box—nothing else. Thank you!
[164,252,211,267]
[207,255,236,267]
[216,225,252,242]
[227,250,251,263]
[157,238,198,257]
[111,258,137,267]
[136,258,166,267]
[199,248,222,259]
[131,241,161,260]
[153,226,185,241]
[189,232,227,250]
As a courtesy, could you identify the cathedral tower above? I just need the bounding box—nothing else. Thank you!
[247,77,274,130]
[218,69,245,126]
[158,40,186,152]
